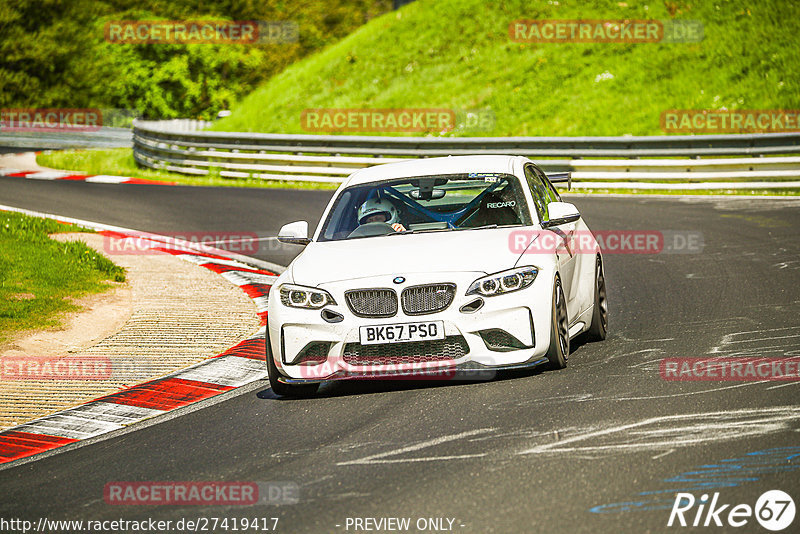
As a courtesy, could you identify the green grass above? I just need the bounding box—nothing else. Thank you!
[36,149,340,190]
[213,0,799,136]
[0,212,126,345]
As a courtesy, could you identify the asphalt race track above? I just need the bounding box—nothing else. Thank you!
[1,176,799,533]
[0,179,332,267]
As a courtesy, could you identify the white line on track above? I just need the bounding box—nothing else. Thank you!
[766,382,800,390]
[337,428,494,466]
[651,449,675,460]
[608,379,770,401]
[84,175,129,183]
[519,405,800,456]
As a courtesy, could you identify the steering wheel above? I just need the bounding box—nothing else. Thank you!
[347,221,396,239]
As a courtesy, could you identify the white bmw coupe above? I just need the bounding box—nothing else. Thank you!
[267,155,607,396]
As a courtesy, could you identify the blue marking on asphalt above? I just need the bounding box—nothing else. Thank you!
[589,447,800,513]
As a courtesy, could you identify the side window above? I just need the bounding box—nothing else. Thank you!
[523,164,548,222]
[535,166,562,203]
[322,189,357,240]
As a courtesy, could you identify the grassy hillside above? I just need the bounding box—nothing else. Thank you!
[213,0,800,136]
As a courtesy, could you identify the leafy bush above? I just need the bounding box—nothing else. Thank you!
[0,0,391,119]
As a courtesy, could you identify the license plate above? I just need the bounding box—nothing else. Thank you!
[359,321,445,345]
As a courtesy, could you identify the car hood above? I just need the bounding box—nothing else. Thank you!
[290,227,531,284]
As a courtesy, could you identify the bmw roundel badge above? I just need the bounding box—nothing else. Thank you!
[393,276,406,284]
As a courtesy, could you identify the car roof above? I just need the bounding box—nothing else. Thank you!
[342,155,528,187]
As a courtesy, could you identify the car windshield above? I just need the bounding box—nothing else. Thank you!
[318,173,533,241]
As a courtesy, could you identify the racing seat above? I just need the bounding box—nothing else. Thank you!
[463,191,521,227]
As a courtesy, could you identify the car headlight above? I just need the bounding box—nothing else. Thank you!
[466,266,538,297]
[279,284,336,309]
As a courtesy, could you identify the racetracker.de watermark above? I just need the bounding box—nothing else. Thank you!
[0,355,152,381]
[301,108,457,133]
[104,20,298,44]
[509,19,703,43]
[661,109,800,133]
[1,356,112,380]
[104,481,299,505]
[103,232,260,255]
[1,517,279,533]
[454,109,496,133]
[661,357,800,381]
[508,230,704,255]
[0,108,102,132]
[293,358,497,381]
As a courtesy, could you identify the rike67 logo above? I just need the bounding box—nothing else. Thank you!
[668,490,795,531]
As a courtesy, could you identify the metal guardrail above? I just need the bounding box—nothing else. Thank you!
[0,127,132,150]
[132,120,800,183]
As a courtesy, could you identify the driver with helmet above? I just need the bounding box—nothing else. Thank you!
[357,197,406,232]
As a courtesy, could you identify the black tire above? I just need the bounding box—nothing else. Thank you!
[585,255,608,341]
[266,326,320,397]
[545,277,569,370]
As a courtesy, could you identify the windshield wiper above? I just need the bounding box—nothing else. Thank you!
[389,224,501,234]
[453,224,498,231]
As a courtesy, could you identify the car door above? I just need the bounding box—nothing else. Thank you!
[524,165,579,318]
[537,166,583,310]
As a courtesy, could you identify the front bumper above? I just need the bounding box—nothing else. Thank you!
[267,271,555,382]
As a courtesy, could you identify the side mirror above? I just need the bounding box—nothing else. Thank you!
[541,202,581,229]
[277,221,311,245]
